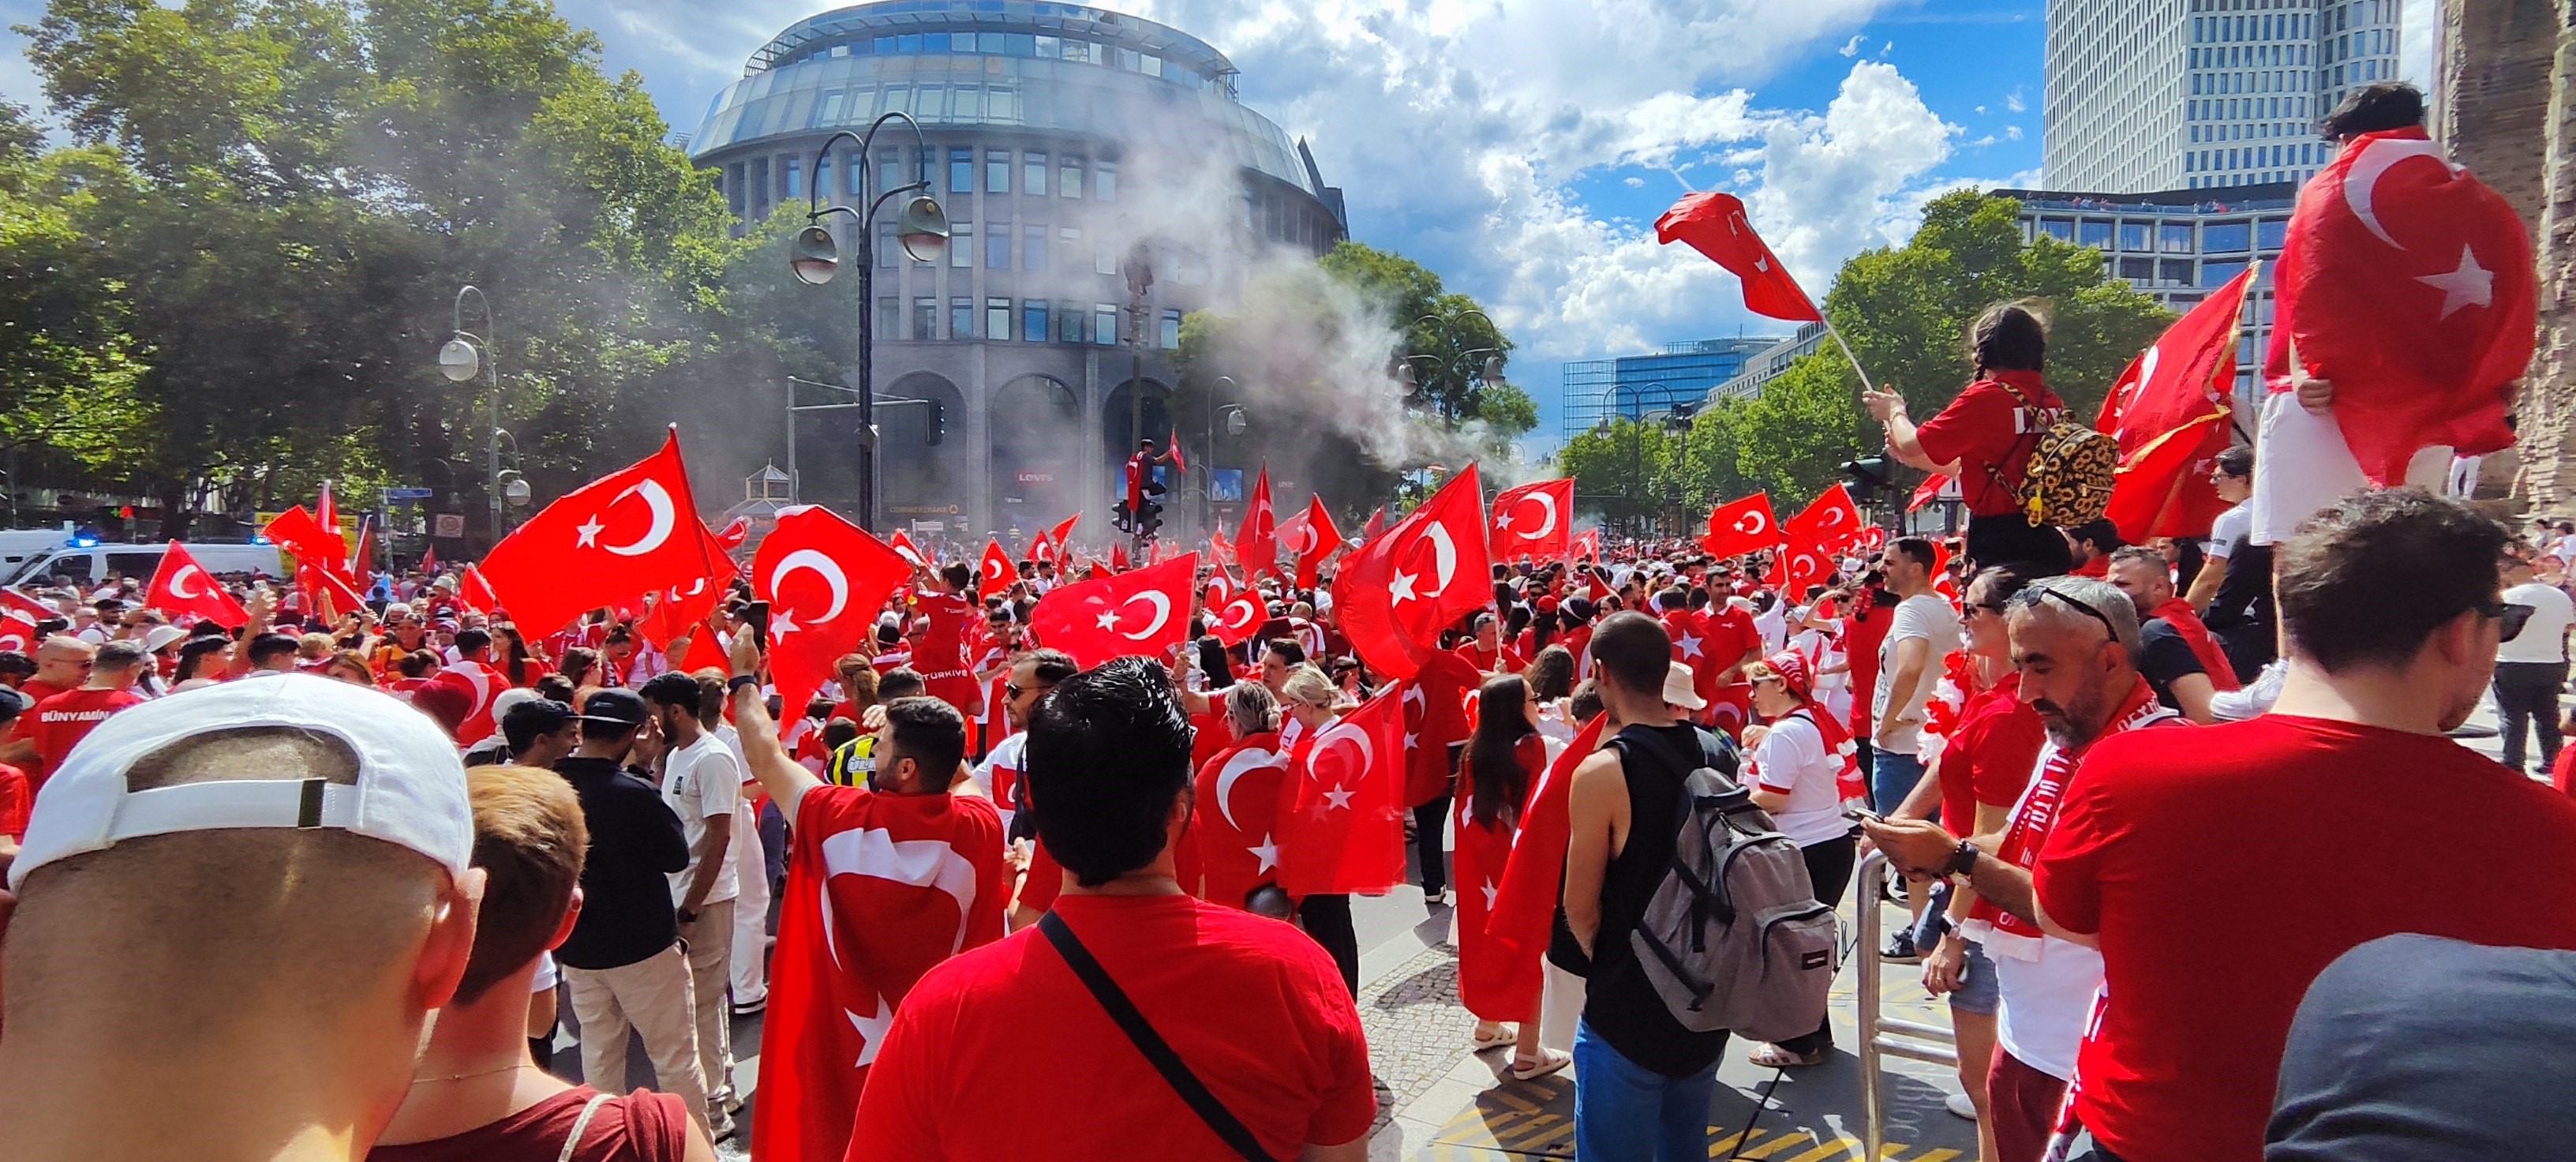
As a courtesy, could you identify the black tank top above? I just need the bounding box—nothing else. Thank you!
[1577,722,1735,1077]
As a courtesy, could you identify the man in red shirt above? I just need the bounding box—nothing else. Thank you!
[1454,611,1525,675]
[852,657,1373,1160]
[908,563,981,724]
[2028,490,2576,1162]
[1698,592,1765,736]
[424,628,512,748]
[0,635,93,768]
[28,639,148,789]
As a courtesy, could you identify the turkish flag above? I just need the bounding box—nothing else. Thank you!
[1767,537,1833,598]
[1237,467,1279,581]
[1027,552,1200,668]
[0,610,38,654]
[756,506,915,725]
[1190,731,1290,907]
[348,517,376,584]
[753,789,1006,1162]
[457,564,498,616]
[1570,527,1601,564]
[1110,541,1133,573]
[298,560,365,622]
[1361,506,1388,543]
[1334,464,1494,681]
[1908,474,1953,513]
[713,515,751,553]
[1278,684,1408,897]
[1655,191,1824,324]
[1167,427,1188,474]
[1701,493,1783,559]
[1206,527,1236,571]
[0,588,54,624]
[2268,127,2537,484]
[1786,484,1866,553]
[144,542,248,627]
[638,573,725,650]
[264,506,346,580]
[481,430,724,635]
[2100,264,2256,542]
[417,543,437,575]
[1046,515,1080,563]
[1489,478,1574,562]
[1488,713,1608,958]
[975,540,1013,594]
[889,529,928,571]
[1281,494,1342,589]
[1204,579,1267,648]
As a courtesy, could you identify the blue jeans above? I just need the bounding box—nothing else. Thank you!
[1871,749,1926,815]
[1573,1020,1721,1161]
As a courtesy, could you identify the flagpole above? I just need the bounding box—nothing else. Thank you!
[1819,318,1877,395]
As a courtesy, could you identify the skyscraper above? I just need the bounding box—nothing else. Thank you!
[2042,0,2402,194]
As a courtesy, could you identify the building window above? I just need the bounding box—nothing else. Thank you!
[987,297,1011,340]
[2078,219,2113,249]
[949,223,973,268]
[878,296,899,336]
[1057,302,1086,343]
[2204,222,2252,252]
[1094,304,1118,345]
[1095,161,1118,202]
[1095,242,1118,276]
[986,149,1011,193]
[914,297,938,339]
[2160,223,2193,253]
[1024,152,1047,196]
[785,159,803,199]
[2119,222,2150,252]
[1159,309,1181,350]
[987,220,1011,268]
[1060,156,1084,199]
[949,148,974,193]
[1023,299,1049,342]
[847,155,865,201]
[878,222,897,268]
[2257,218,2287,249]
[1059,226,1081,262]
[1024,223,1047,271]
[880,156,904,197]
[951,297,975,339]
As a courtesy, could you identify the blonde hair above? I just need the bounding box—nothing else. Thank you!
[1279,664,1336,711]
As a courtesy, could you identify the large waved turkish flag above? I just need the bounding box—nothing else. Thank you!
[1701,492,1783,559]
[456,564,498,616]
[1027,551,1200,667]
[481,429,725,635]
[1282,494,1342,588]
[1237,467,1279,582]
[1334,464,1494,681]
[1489,478,1574,562]
[1785,484,1866,553]
[144,542,249,627]
[1656,191,1824,324]
[1278,684,1408,897]
[263,506,346,582]
[1488,713,1608,959]
[1204,579,1267,648]
[755,506,913,720]
[2099,264,2256,542]
[2268,127,2537,484]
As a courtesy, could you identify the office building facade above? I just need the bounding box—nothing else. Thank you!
[2042,0,2402,194]
[688,0,1345,538]
[1560,337,1785,440]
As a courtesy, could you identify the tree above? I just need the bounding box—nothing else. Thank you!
[0,111,152,467]
[1555,417,1683,530]
[1315,242,1514,429]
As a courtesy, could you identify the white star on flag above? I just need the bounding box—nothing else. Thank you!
[1403,732,1418,751]
[1388,569,1421,604]
[2416,245,2495,320]
[1676,632,1703,660]
[575,516,604,548]
[1480,880,1499,909]
[1492,511,1515,532]
[1095,609,1121,631]
[771,609,801,637]
[1323,783,1355,810]
[846,995,893,1067]
[1249,834,1279,874]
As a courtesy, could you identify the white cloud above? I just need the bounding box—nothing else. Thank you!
[2006,125,2024,141]
[1975,104,1988,114]
[2005,87,2027,114]
[1623,176,1646,188]
[1840,34,1867,57]
[2398,0,2433,88]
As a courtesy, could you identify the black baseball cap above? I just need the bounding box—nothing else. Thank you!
[501,697,578,737]
[578,688,648,728]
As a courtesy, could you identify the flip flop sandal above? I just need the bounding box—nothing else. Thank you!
[1746,1043,1828,1068]
[1471,1025,1515,1050]
[1509,1049,1571,1081]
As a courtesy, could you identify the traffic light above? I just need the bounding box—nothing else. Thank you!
[1841,455,1893,493]
[1137,493,1163,539]
[925,399,945,447]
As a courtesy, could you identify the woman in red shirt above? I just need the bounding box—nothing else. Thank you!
[1454,674,1568,1081]
[1864,301,2076,575]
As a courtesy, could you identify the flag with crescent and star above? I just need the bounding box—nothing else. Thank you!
[1044,514,1080,565]
[1488,478,1574,562]
[1026,551,1200,668]
[0,588,47,652]
[1700,492,1783,559]
[889,528,929,570]
[1334,464,1493,682]
[1784,484,1866,554]
[478,429,727,635]
[1190,728,1290,908]
[638,546,742,650]
[1569,527,1601,564]
[1237,467,1279,582]
[976,540,1014,594]
[1486,712,1608,959]
[456,564,498,616]
[754,505,916,726]
[2267,126,2537,485]
[1277,683,1408,897]
[1204,575,1268,648]
[1766,537,1833,599]
[752,785,1005,1162]
[1655,190,1825,324]
[1284,493,1342,589]
[262,505,348,583]
[144,541,249,627]
[2099,264,2256,542]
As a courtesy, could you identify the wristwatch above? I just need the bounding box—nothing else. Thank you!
[728,674,758,694]
[1943,840,1979,879]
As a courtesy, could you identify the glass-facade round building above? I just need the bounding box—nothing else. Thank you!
[688,0,1346,541]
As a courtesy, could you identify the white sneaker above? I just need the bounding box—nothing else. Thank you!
[1946,1092,1979,1120]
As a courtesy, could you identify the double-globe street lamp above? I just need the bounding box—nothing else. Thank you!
[437,285,504,545]
[786,112,950,533]
[1395,306,1507,429]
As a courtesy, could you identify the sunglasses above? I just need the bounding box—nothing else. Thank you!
[2038,588,2122,639]
[2479,601,2537,643]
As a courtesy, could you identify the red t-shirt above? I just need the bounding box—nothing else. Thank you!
[1913,372,2065,517]
[2,678,71,746]
[366,1086,689,1162]
[848,894,1376,1160]
[1842,598,1892,740]
[28,687,145,785]
[0,761,29,841]
[1453,640,1525,675]
[1700,605,1762,692]
[1937,675,2044,837]
[2033,715,2576,1162]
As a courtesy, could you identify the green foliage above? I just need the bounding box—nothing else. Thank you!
[1555,418,1683,528]
[1316,242,1513,428]
[0,137,153,464]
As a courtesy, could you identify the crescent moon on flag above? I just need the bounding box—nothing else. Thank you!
[2342,137,2449,251]
[771,549,851,625]
[1735,510,1768,537]
[1515,492,1559,540]
[1223,595,1262,631]
[1315,723,1374,788]
[1423,523,1458,592]
[1118,589,1174,640]
[601,480,677,557]
[167,564,204,600]
[1214,746,1282,830]
[818,827,983,960]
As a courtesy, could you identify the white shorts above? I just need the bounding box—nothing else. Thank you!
[2250,392,2452,545]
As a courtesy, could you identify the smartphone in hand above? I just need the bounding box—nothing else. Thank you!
[744,601,770,650]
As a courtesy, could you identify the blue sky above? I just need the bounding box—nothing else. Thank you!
[0,0,2433,456]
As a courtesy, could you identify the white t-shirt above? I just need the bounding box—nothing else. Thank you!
[2499,581,2574,665]
[661,733,742,905]
[1871,593,1962,753]
[972,731,1028,831]
[2204,500,2252,559]
[1746,713,1848,847]
[1986,743,2104,1081]
[1753,603,1787,655]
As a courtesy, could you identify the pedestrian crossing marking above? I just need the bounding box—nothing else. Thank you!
[1428,1100,1949,1160]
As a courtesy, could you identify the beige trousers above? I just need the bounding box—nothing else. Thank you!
[562,941,709,1131]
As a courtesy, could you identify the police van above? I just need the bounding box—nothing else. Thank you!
[3,538,286,588]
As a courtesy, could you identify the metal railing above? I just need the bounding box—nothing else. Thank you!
[1852,850,1959,1160]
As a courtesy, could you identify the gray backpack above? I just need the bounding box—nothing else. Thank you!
[1617,729,1840,1042]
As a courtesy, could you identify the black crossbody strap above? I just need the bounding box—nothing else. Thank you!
[1038,910,1277,1162]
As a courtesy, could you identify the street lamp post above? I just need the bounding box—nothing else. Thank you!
[1592,381,1661,537]
[785,112,949,533]
[438,285,500,546]
[1202,374,1239,537]
[1397,306,1507,429]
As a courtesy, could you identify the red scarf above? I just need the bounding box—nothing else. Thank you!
[1968,677,2175,953]
[2152,596,2240,691]
[1780,704,1865,804]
